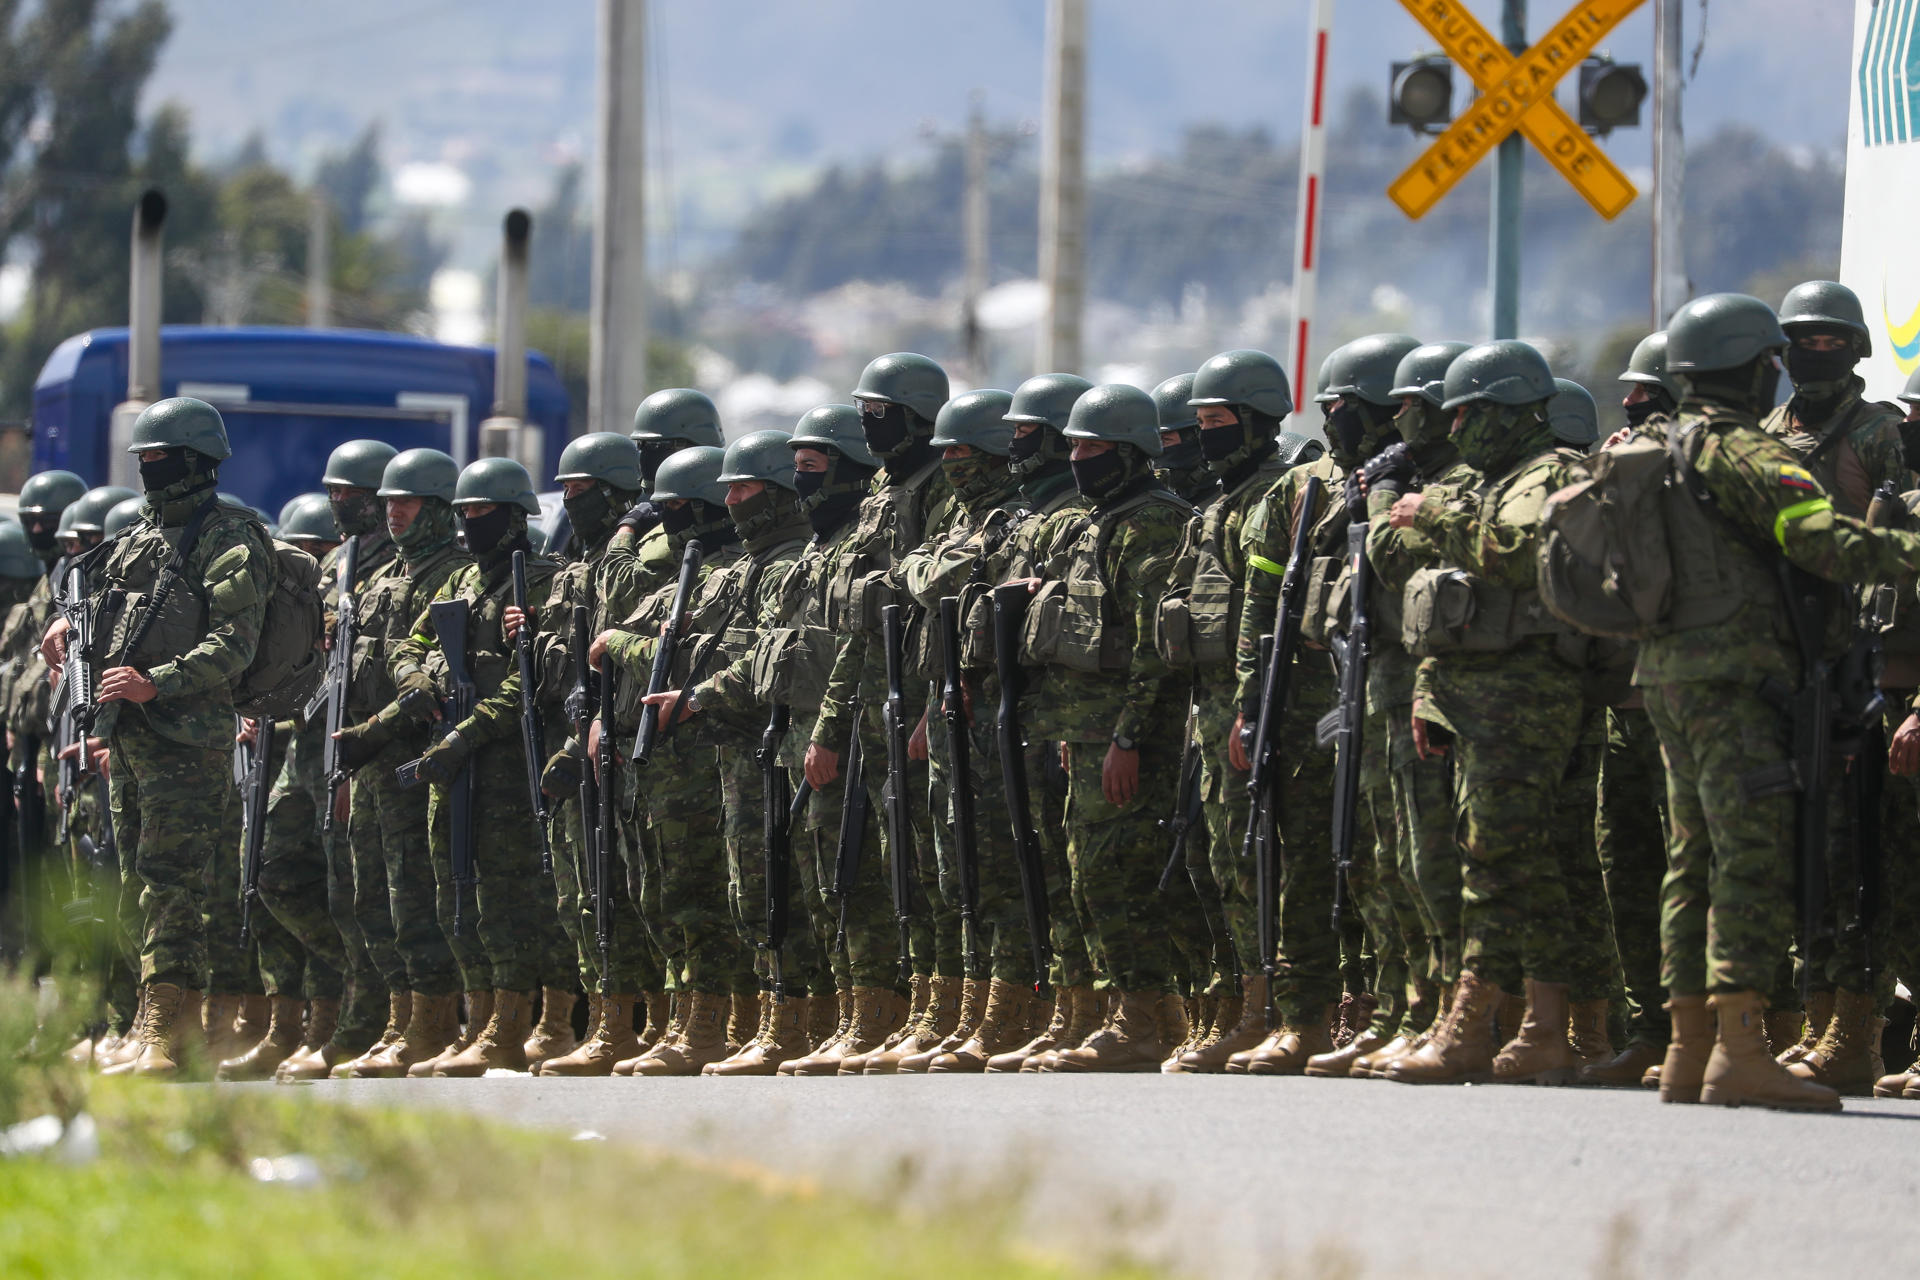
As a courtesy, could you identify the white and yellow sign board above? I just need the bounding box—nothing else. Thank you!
[1841,0,1920,396]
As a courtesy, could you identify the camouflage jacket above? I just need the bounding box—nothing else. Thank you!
[1234,454,1347,711]
[1761,376,1909,519]
[1364,447,1478,713]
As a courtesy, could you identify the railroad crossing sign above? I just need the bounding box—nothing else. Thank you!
[1389,0,1647,220]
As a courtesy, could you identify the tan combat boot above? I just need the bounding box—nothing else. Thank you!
[523,987,579,1069]
[846,975,938,1074]
[706,994,772,1076]
[786,986,901,1076]
[435,990,533,1077]
[1306,1024,1390,1078]
[631,991,730,1076]
[1568,999,1612,1068]
[990,985,1071,1073]
[1494,991,1527,1048]
[1876,1051,1920,1098]
[621,992,686,1075]
[1785,988,1883,1097]
[900,978,983,1074]
[354,992,461,1078]
[1385,973,1503,1084]
[1164,993,1206,1064]
[780,990,849,1075]
[859,976,958,1074]
[275,996,342,1082]
[1764,1008,1803,1057]
[727,993,759,1049]
[1332,991,1378,1050]
[1230,1003,1335,1076]
[1174,975,1270,1074]
[1051,990,1168,1073]
[96,989,149,1073]
[535,993,602,1076]
[807,989,840,1048]
[1029,986,1108,1072]
[637,991,669,1051]
[410,990,493,1078]
[1158,992,1190,1051]
[1492,979,1579,1086]
[102,984,203,1079]
[930,980,1035,1073]
[1360,982,1454,1079]
[1701,990,1842,1111]
[202,993,250,1067]
[541,993,644,1077]
[1654,995,1712,1103]
[1580,1039,1666,1088]
[233,994,270,1050]
[217,995,306,1082]
[1776,992,1831,1064]
[334,990,414,1078]
[710,994,811,1077]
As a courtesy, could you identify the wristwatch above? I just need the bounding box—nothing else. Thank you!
[1111,733,1136,752]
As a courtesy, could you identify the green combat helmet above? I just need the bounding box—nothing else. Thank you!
[1441,340,1557,410]
[322,439,399,490]
[717,429,798,490]
[0,521,42,578]
[1778,279,1872,355]
[1152,374,1199,434]
[453,456,542,514]
[930,389,1018,456]
[788,404,879,467]
[1619,331,1684,406]
[67,485,139,535]
[648,445,730,507]
[555,431,645,492]
[1323,333,1423,407]
[279,491,326,528]
[630,388,723,448]
[1392,342,1474,407]
[103,497,144,539]
[852,352,950,423]
[1190,349,1296,419]
[126,396,231,461]
[1064,383,1164,456]
[1666,293,1788,375]
[17,470,87,520]
[1548,378,1600,449]
[1005,372,1093,476]
[378,448,460,502]
[278,493,341,544]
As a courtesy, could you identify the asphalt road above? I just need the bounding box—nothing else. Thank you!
[291,1071,1920,1279]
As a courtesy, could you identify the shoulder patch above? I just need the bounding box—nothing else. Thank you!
[1778,464,1818,491]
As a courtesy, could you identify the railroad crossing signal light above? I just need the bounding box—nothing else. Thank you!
[1578,56,1647,136]
[1389,56,1454,135]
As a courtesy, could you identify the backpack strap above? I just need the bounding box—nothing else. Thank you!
[114,495,220,669]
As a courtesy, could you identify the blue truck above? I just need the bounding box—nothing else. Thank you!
[31,325,569,519]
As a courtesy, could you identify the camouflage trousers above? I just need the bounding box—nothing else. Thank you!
[1062,738,1179,993]
[1383,699,1459,993]
[107,715,237,990]
[202,739,258,997]
[928,704,1039,988]
[243,725,336,1001]
[353,739,461,997]
[558,787,664,996]
[1198,688,1260,984]
[1272,655,1341,1023]
[1348,705,1431,1041]
[1642,679,1797,994]
[724,754,825,997]
[641,735,753,996]
[1029,736,1092,991]
[1597,705,1671,1043]
[1424,649,1584,994]
[1556,707,1624,1004]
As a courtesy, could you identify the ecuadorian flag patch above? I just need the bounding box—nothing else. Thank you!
[1778,464,1817,491]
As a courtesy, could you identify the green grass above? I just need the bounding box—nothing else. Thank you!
[0,977,1161,1279]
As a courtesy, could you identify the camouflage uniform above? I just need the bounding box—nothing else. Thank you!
[246,720,339,1001]
[389,540,560,994]
[1596,704,1670,1045]
[810,458,960,986]
[93,489,274,990]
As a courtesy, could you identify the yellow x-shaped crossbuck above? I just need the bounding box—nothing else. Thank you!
[1389,0,1647,220]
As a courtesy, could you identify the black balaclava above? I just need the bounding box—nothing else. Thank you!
[1784,329,1859,418]
[1072,443,1155,506]
[1623,390,1677,429]
[456,505,520,558]
[663,499,738,555]
[796,450,876,536]
[566,483,639,550]
[330,487,383,538]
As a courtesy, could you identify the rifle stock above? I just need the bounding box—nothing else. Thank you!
[632,540,704,763]
[880,603,914,983]
[990,583,1051,995]
[429,599,479,936]
[937,596,981,974]
[512,551,553,875]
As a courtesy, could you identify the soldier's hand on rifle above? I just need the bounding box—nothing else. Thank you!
[236,717,259,746]
[540,749,582,798]
[1387,492,1425,530]
[589,629,617,672]
[908,708,929,761]
[1891,711,1920,777]
[99,666,156,704]
[1229,711,1251,772]
[413,728,471,787]
[803,741,839,788]
[1411,700,1450,760]
[40,616,69,674]
[1004,576,1043,595]
[641,688,698,732]
[503,604,526,641]
[58,736,107,776]
[333,720,391,773]
[1102,741,1139,806]
[395,666,441,722]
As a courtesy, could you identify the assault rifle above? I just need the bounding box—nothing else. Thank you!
[596,655,616,982]
[569,605,608,988]
[990,583,1051,994]
[632,540,704,764]
[880,603,914,982]
[52,563,98,841]
[310,535,358,836]
[1243,474,1325,1026]
[1317,516,1372,935]
[937,596,981,973]
[511,551,552,875]
[237,718,276,943]
[398,599,478,935]
[760,702,796,998]
[830,702,869,955]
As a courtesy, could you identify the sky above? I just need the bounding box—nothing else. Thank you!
[139,0,1856,263]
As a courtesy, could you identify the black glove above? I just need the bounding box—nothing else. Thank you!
[333,719,393,773]
[616,500,662,536]
[1343,472,1368,522]
[1359,441,1417,501]
[540,749,583,797]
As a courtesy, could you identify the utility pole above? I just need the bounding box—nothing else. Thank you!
[1037,0,1085,374]
[590,0,648,438]
[1287,0,1335,429]
[306,194,331,328]
[1651,0,1687,326]
[962,90,989,383]
[1489,0,1525,340]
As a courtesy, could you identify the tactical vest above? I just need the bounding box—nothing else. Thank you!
[94,500,262,674]
[1025,487,1193,673]
[1764,394,1900,520]
[750,531,848,710]
[821,458,948,637]
[448,554,555,700]
[1157,462,1278,670]
[351,543,466,719]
